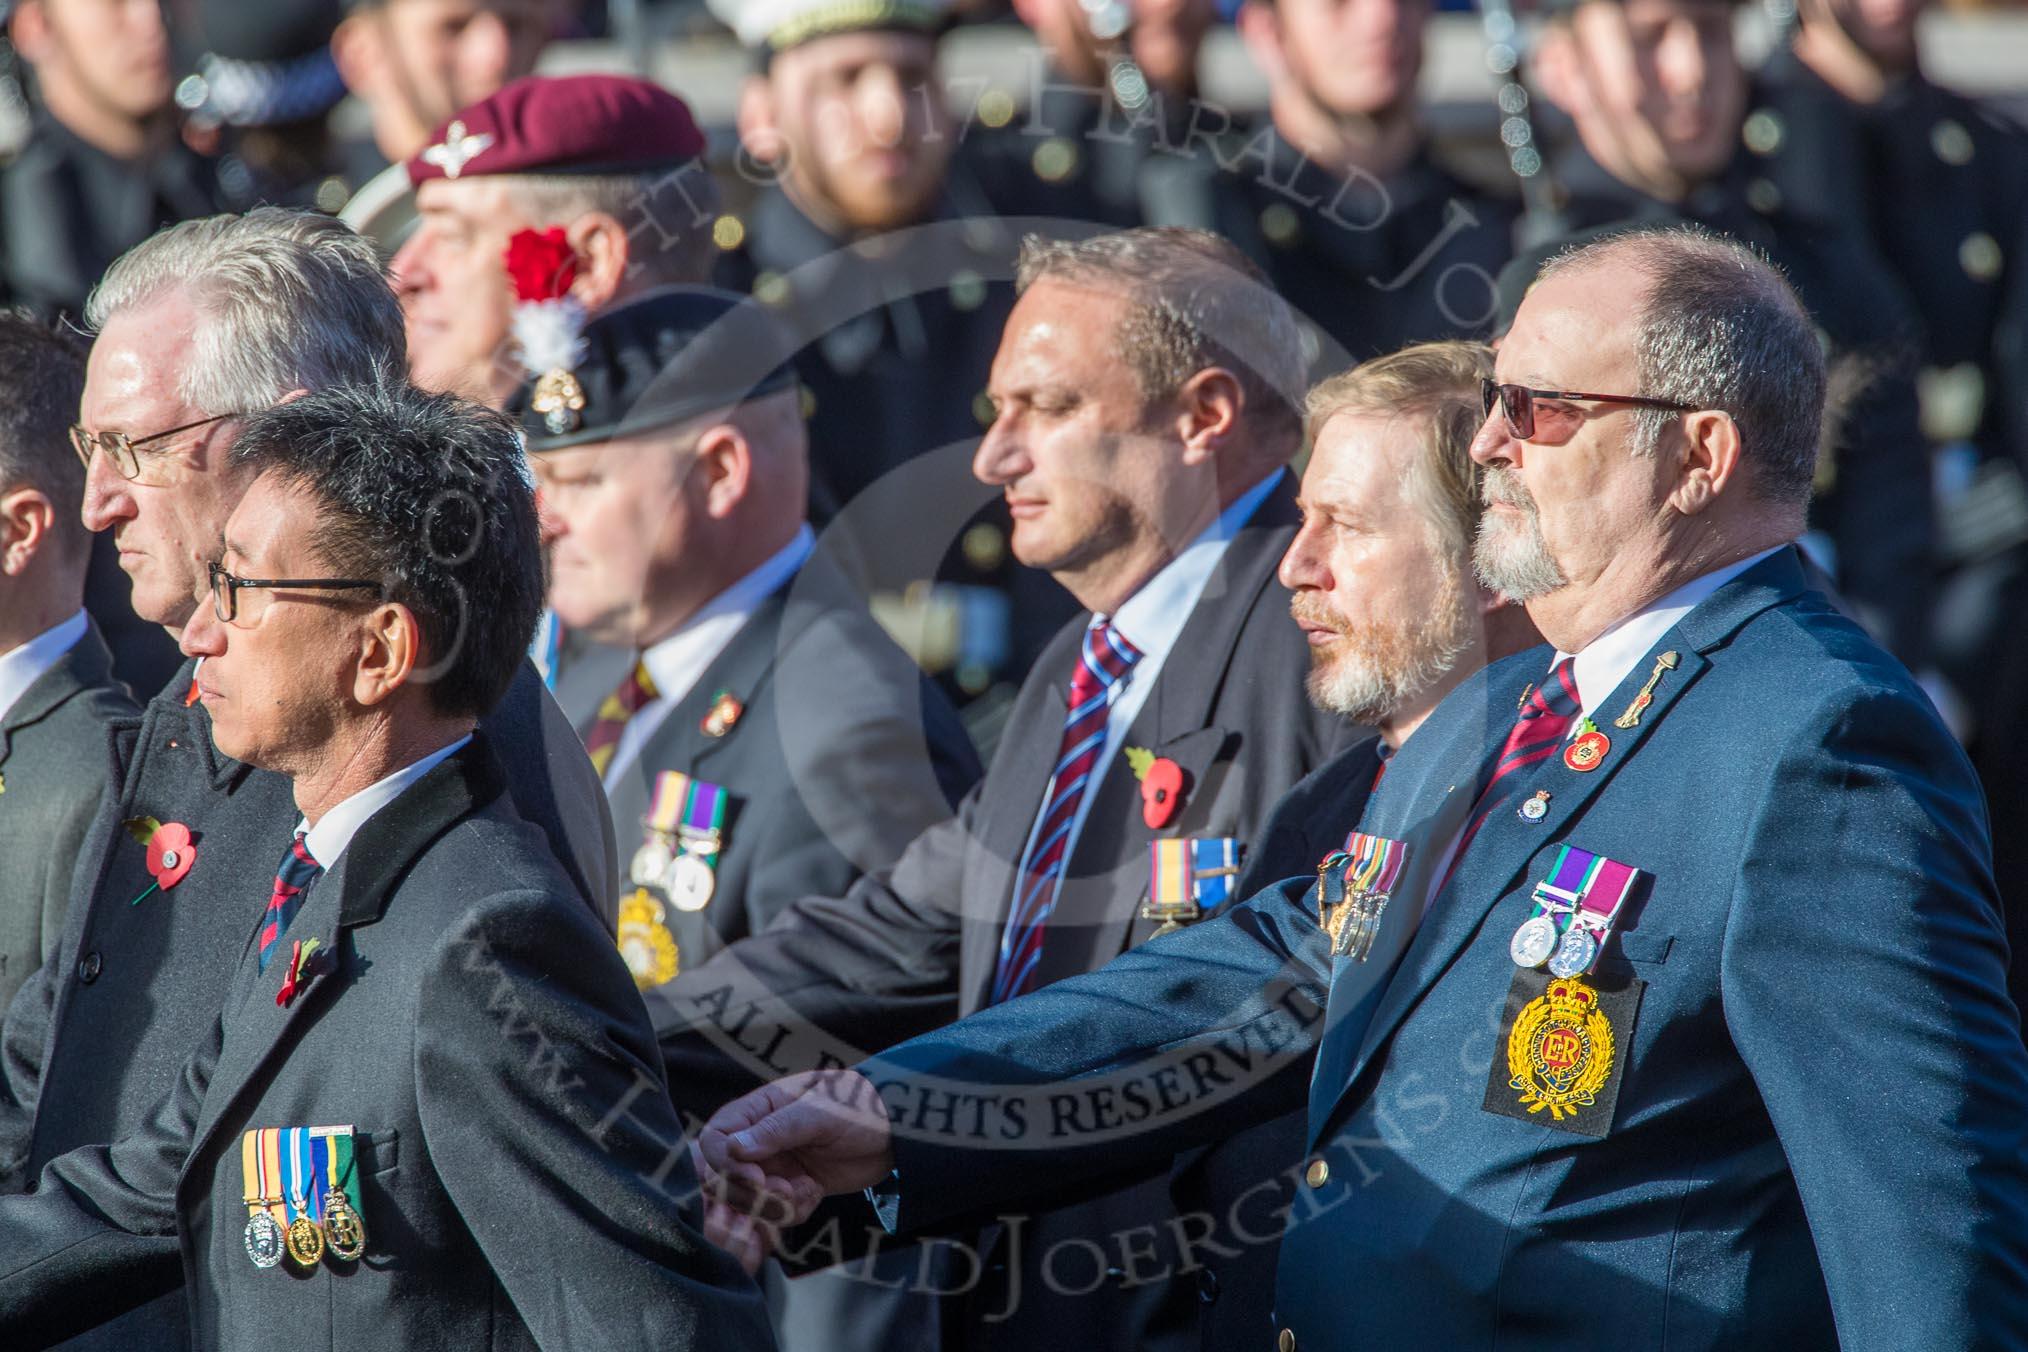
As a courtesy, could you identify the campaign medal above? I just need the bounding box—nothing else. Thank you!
[241,1127,287,1268]
[1517,790,1551,823]
[1509,843,1641,977]
[317,1130,367,1262]
[1563,719,1610,773]
[629,836,674,888]
[1509,913,1561,968]
[1506,975,1617,1121]
[1612,651,1679,730]
[666,854,716,912]
[280,1127,326,1268]
[1316,833,1409,961]
[1141,837,1240,938]
[618,888,680,988]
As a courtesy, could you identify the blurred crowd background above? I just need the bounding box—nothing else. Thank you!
[4,0,2027,868]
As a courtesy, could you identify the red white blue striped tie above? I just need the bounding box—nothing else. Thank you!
[991,619,1142,1005]
[257,833,323,974]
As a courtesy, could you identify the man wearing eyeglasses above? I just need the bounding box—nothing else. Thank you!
[0,380,777,1350]
[0,208,617,1352]
[697,226,2028,1350]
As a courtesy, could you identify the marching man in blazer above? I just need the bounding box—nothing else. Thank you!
[655,227,1348,1351]
[698,226,2028,1350]
[0,382,774,1351]
[512,287,981,992]
[0,315,138,1010]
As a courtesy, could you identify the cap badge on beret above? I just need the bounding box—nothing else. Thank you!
[421,120,494,180]
[504,228,590,436]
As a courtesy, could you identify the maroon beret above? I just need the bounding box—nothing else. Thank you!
[407,74,707,187]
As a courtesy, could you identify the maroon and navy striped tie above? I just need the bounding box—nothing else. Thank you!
[257,833,323,974]
[1436,662,1583,896]
[991,619,1142,1005]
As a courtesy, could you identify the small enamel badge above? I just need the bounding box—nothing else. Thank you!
[1564,721,1609,772]
[1518,789,1551,822]
[701,690,743,738]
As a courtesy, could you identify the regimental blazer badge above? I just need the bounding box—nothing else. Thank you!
[1482,966,1645,1139]
[1506,975,1616,1120]
[618,888,680,989]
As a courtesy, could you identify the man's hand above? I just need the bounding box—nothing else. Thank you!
[694,1069,896,1270]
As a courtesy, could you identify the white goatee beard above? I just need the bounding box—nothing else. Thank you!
[1472,469,1567,601]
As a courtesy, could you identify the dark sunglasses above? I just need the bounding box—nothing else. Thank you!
[1481,378,1696,441]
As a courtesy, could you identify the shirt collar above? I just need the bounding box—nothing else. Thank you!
[298,733,472,870]
[1556,545,1785,719]
[639,525,814,705]
[0,610,88,724]
[1107,470,1282,659]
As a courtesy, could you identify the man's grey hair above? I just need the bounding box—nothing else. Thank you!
[1538,225,1826,504]
[1015,227,1307,452]
[496,166,722,288]
[84,207,403,416]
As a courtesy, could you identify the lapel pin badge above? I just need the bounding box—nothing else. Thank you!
[1518,789,1551,822]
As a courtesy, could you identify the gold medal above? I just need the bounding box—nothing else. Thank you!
[286,1212,326,1267]
[1506,975,1616,1121]
[323,1189,367,1262]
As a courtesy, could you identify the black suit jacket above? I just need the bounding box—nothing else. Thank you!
[0,660,615,1351]
[0,621,137,1010]
[607,564,980,994]
[0,737,774,1351]
[658,476,1348,1349]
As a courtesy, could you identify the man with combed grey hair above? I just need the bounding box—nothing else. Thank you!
[700,223,2028,1349]
[0,207,617,1352]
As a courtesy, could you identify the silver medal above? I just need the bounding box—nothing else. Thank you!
[630,838,674,887]
[1547,925,1599,978]
[664,853,717,912]
[244,1210,285,1268]
[1509,914,1560,968]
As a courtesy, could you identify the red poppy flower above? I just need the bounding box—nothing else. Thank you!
[504,227,578,303]
[145,821,196,889]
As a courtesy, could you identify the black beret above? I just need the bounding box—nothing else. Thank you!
[507,287,801,454]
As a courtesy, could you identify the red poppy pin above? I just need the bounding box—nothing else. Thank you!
[503,227,578,301]
[1124,748,1188,830]
[125,818,196,905]
[701,690,743,738]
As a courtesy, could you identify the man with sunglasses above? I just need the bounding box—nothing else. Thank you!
[0,208,617,1352]
[698,226,2028,1349]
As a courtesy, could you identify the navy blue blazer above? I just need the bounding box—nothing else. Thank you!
[866,548,2028,1350]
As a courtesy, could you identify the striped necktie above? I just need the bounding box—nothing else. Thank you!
[991,619,1142,1005]
[257,833,323,974]
[1435,662,1584,897]
[582,659,659,778]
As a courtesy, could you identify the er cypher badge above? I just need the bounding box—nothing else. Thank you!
[1482,966,1645,1138]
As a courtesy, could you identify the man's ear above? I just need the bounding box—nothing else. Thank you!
[0,486,56,576]
[1234,2,1289,85]
[1173,367,1244,466]
[564,212,633,309]
[736,75,785,164]
[1669,408,1743,517]
[353,601,419,707]
[9,0,55,67]
[691,421,754,521]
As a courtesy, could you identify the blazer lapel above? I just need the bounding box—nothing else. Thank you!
[1319,550,1810,1127]
[187,740,505,1164]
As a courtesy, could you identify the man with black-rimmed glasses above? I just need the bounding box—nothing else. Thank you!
[0,207,618,1352]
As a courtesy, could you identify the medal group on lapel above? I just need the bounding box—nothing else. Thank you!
[240,1126,368,1271]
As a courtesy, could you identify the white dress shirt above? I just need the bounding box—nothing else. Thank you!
[604,525,816,786]
[1014,469,1285,907]
[0,610,87,724]
[298,734,472,870]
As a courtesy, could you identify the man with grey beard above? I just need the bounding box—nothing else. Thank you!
[1169,338,1542,1350]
